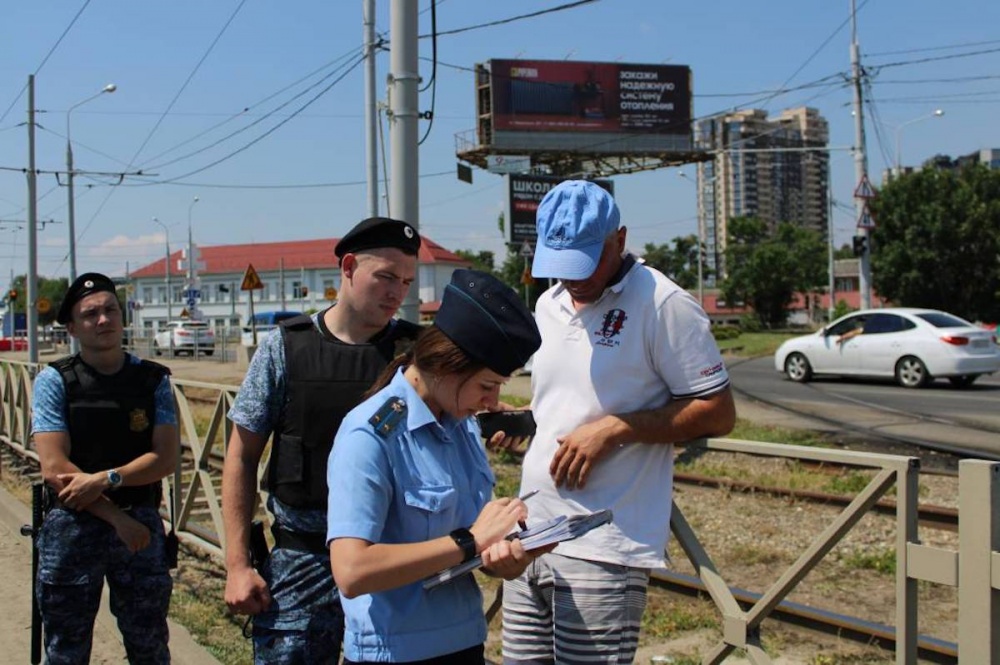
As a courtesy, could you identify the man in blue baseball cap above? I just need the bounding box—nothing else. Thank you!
[501,180,737,663]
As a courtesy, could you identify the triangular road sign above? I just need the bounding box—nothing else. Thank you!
[857,208,876,229]
[853,175,877,200]
[241,263,263,291]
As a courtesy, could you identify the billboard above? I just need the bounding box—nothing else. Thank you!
[506,175,614,247]
[490,59,691,135]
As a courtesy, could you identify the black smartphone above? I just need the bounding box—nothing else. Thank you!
[476,410,537,439]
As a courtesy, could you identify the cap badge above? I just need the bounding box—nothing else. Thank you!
[84,280,94,288]
[403,225,414,239]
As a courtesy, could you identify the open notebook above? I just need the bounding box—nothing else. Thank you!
[423,509,613,590]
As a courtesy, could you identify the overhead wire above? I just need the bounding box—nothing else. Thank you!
[866,38,1000,58]
[0,0,92,125]
[418,0,601,39]
[418,0,438,146]
[70,0,249,264]
[136,44,363,170]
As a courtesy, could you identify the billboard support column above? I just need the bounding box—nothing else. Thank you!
[389,0,420,323]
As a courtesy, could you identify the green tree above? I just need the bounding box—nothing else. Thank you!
[497,245,545,311]
[640,235,700,290]
[721,217,826,328]
[833,243,855,260]
[869,164,1000,321]
[454,249,497,275]
[9,275,69,325]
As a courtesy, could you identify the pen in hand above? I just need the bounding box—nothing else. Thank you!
[515,490,538,532]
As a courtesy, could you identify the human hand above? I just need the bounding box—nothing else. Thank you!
[224,565,272,615]
[112,514,151,553]
[550,417,621,490]
[486,430,531,455]
[56,471,108,510]
[469,498,528,553]
[480,404,534,455]
[481,538,557,580]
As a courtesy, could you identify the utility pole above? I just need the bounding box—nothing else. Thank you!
[364,0,379,217]
[850,0,872,309]
[26,75,39,365]
[389,0,420,322]
[279,257,286,311]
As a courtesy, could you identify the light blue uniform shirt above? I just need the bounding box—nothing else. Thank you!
[326,368,494,662]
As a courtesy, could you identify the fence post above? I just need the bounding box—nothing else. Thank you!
[895,458,919,664]
[958,459,1000,661]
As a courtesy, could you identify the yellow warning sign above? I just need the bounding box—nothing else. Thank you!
[36,297,51,314]
[241,263,263,291]
[324,287,338,301]
[179,308,190,318]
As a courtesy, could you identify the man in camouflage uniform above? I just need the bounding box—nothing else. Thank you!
[31,272,179,664]
[222,217,422,663]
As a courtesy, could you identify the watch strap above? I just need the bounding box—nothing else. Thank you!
[449,527,476,563]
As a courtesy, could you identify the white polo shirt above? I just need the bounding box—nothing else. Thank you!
[521,259,729,568]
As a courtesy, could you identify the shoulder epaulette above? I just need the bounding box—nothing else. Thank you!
[368,397,407,438]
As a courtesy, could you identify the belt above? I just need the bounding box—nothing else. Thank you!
[271,527,328,554]
[44,485,159,511]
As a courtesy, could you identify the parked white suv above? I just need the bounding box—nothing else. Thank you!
[154,320,215,357]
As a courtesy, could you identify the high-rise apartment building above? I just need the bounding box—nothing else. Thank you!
[694,107,829,283]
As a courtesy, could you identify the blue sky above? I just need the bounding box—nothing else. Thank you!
[1,0,998,284]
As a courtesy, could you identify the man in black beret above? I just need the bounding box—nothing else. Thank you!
[31,271,179,662]
[223,216,422,663]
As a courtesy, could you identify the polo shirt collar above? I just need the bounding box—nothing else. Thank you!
[552,252,639,305]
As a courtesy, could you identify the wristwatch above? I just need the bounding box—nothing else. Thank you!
[106,469,123,489]
[449,527,477,563]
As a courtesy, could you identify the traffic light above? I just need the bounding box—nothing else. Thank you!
[852,235,868,257]
[7,289,16,302]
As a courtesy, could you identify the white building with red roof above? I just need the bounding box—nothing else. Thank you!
[129,235,470,332]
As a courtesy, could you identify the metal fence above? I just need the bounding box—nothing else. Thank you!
[1,358,997,663]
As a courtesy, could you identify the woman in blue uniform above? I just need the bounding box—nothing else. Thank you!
[326,269,544,664]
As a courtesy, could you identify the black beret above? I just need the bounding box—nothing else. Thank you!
[435,269,541,377]
[334,217,421,260]
[57,272,117,324]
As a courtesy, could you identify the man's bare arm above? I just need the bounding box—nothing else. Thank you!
[221,424,273,614]
[550,386,736,489]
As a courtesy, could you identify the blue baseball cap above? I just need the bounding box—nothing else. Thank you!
[531,180,621,280]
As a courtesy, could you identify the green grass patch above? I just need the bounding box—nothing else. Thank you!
[841,547,896,575]
[717,332,801,358]
[729,418,831,447]
[641,593,719,639]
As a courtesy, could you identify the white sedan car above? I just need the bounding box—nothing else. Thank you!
[774,308,1000,389]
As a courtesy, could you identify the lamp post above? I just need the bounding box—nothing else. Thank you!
[678,170,714,307]
[186,196,200,283]
[66,84,116,284]
[894,109,944,175]
[151,217,172,322]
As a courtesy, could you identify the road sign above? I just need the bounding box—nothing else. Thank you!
[857,206,876,230]
[853,175,877,200]
[324,287,338,301]
[36,297,51,314]
[519,240,534,258]
[487,154,531,174]
[182,288,201,299]
[241,264,263,291]
[180,307,190,318]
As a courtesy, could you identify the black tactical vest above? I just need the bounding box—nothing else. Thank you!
[267,314,421,509]
[50,354,170,507]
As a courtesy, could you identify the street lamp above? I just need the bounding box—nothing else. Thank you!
[186,196,200,283]
[894,109,944,175]
[678,170,713,307]
[66,84,116,284]
[151,217,172,321]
